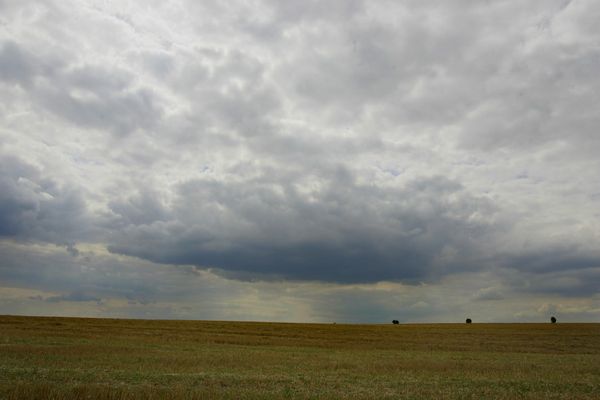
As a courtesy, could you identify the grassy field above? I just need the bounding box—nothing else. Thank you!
[0,316,599,399]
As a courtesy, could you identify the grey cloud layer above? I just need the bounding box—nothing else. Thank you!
[0,153,88,244]
[1,0,599,314]
[107,174,497,283]
[0,41,162,137]
[2,240,596,322]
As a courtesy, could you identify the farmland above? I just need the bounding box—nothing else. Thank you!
[0,315,599,399]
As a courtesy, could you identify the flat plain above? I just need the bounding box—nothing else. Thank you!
[0,315,599,399]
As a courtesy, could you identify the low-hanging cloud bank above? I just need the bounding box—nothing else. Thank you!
[107,174,499,283]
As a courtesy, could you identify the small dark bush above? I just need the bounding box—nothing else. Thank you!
[392,320,399,325]
[551,316,557,324]
[466,318,472,324]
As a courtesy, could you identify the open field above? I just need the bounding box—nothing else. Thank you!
[0,316,599,399]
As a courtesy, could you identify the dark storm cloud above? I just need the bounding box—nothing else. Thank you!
[0,153,89,244]
[0,240,268,320]
[0,241,162,302]
[106,173,498,283]
[532,268,600,297]
[502,247,600,274]
[501,265,600,298]
[44,291,102,304]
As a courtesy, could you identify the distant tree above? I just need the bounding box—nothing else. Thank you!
[551,316,557,324]
[392,320,399,325]
[466,318,472,324]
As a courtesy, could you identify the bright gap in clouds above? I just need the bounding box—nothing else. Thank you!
[0,0,599,322]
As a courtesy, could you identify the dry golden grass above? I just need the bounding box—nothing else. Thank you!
[1,315,599,399]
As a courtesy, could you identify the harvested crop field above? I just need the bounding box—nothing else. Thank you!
[1,315,599,399]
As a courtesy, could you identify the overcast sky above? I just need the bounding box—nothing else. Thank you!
[1,0,599,323]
